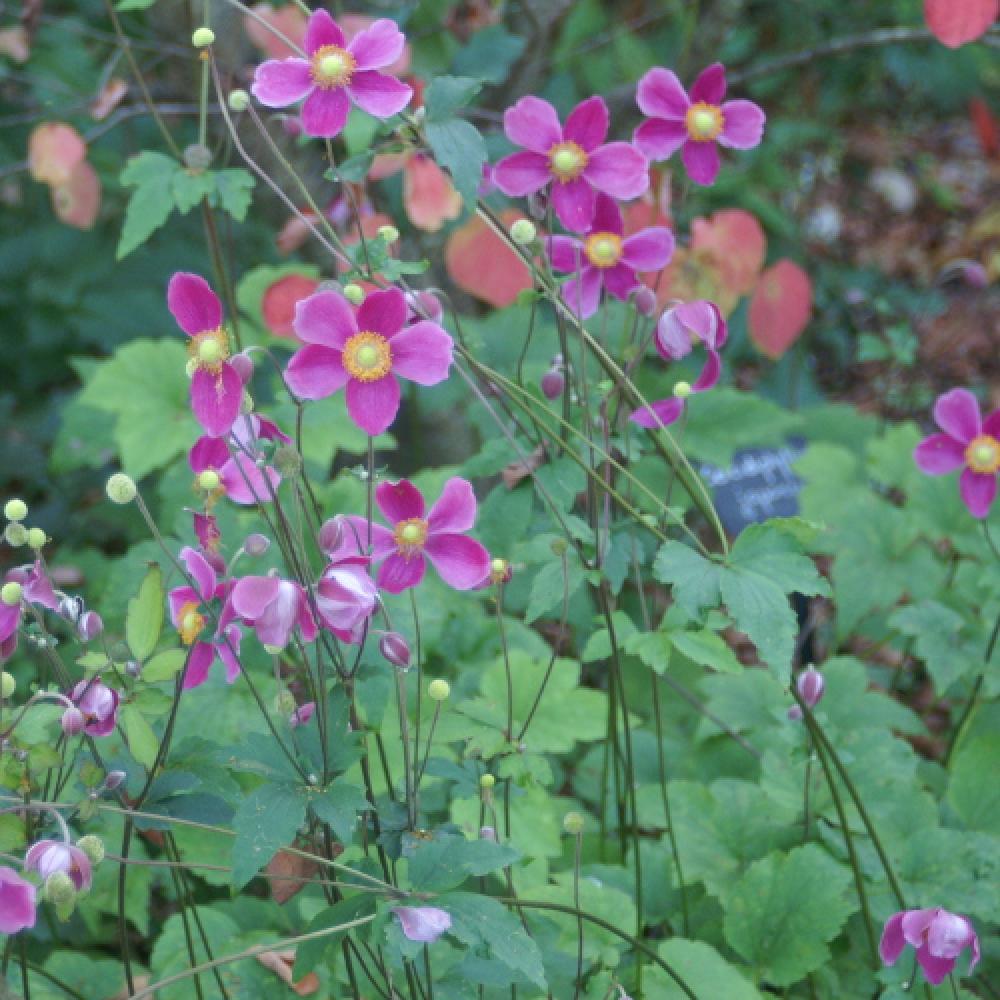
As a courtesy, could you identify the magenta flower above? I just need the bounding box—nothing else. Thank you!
[546,192,673,318]
[285,287,453,437]
[168,273,242,438]
[290,702,315,728]
[345,478,491,594]
[913,388,1000,519]
[392,905,452,943]
[189,414,289,506]
[0,866,36,934]
[493,95,649,232]
[24,840,92,892]
[316,551,378,643]
[251,10,412,139]
[226,575,317,650]
[629,300,727,429]
[168,547,242,690]
[881,908,980,986]
[634,63,765,186]
[0,560,58,647]
[68,679,119,737]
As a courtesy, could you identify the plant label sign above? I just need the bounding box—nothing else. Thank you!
[699,439,806,534]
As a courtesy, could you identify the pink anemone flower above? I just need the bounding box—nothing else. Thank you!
[24,840,92,891]
[168,547,242,690]
[880,908,980,986]
[189,414,289,506]
[393,905,452,943]
[494,95,649,232]
[345,478,491,594]
[0,867,36,934]
[284,287,454,437]
[251,10,412,139]
[634,63,765,186]
[629,300,726,429]
[168,273,242,438]
[546,192,673,318]
[913,388,1000,519]
[68,679,120,737]
[225,575,317,650]
[316,550,379,643]
[0,560,58,646]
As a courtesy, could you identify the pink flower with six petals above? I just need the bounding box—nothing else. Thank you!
[345,478,490,594]
[251,10,412,139]
[494,95,649,232]
[913,388,1000,519]
[634,63,765,186]
[880,907,980,986]
[546,192,673,319]
[168,273,242,438]
[285,287,453,437]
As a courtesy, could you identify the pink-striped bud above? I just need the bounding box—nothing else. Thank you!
[244,533,270,556]
[318,516,346,556]
[230,352,254,384]
[61,707,85,736]
[541,367,565,400]
[633,287,657,317]
[77,611,103,642]
[379,632,411,669]
[797,666,825,708]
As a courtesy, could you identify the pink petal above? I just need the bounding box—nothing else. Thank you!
[493,151,551,197]
[901,909,941,948]
[719,99,766,150]
[552,176,597,233]
[591,191,624,235]
[168,586,199,626]
[343,516,397,559]
[913,433,967,475]
[634,118,688,161]
[682,141,720,186]
[377,479,425,524]
[348,19,405,71]
[348,70,412,118]
[693,348,722,391]
[393,906,452,943]
[251,59,314,108]
[389,322,453,385]
[0,868,36,934]
[179,546,217,601]
[636,68,689,120]
[562,266,602,319]
[959,468,997,519]
[630,397,685,429]
[304,9,345,55]
[547,235,584,273]
[231,576,280,620]
[346,375,401,436]
[927,912,975,960]
[294,289,356,347]
[189,435,229,473]
[378,552,426,593]
[879,913,907,966]
[182,642,215,690]
[602,262,639,301]
[357,287,406,337]
[217,627,242,682]
[622,227,674,272]
[301,86,350,138]
[424,534,491,590]
[675,300,723,347]
[584,143,649,200]
[0,604,21,644]
[982,409,1000,438]
[934,388,981,443]
[168,272,222,336]
[286,345,349,400]
[191,364,242,438]
[428,478,477,534]
[503,96,563,154]
[915,945,955,987]
[690,63,727,104]
[563,95,609,152]
[220,455,281,505]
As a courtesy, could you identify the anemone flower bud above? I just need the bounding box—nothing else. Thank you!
[25,840,92,891]
[379,632,411,669]
[541,367,565,401]
[479,825,497,842]
[797,666,825,708]
[77,611,103,642]
[392,906,452,943]
[244,533,270,556]
[230,352,254,384]
[633,286,657,317]
[60,707,85,736]
[104,770,126,791]
[318,516,346,556]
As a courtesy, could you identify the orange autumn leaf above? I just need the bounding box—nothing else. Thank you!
[690,208,766,299]
[445,210,533,308]
[51,161,101,230]
[29,123,86,187]
[748,259,813,359]
[256,949,320,996]
[91,78,128,121]
[924,0,998,48]
[403,155,462,232]
[245,3,308,59]
[262,274,321,337]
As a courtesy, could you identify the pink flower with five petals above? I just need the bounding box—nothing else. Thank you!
[493,95,649,233]
[251,10,412,139]
[880,907,980,986]
[225,575,317,650]
[634,63,765,186]
[285,287,453,437]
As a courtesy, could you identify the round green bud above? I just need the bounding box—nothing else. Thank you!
[377,224,400,244]
[183,143,213,171]
[510,219,536,246]
[26,528,46,550]
[562,811,585,835]
[197,469,221,492]
[106,473,137,505]
[1,582,23,606]
[479,774,495,790]
[550,538,568,556]
[673,380,692,399]
[227,89,250,113]
[191,26,215,48]
[0,672,15,699]
[43,871,76,905]
[343,283,365,306]
[4,499,27,522]
[76,835,105,866]
[275,690,297,716]
[4,523,28,547]
[428,679,451,702]
[273,446,301,478]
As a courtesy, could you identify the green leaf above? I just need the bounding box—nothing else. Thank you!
[171,168,215,214]
[648,940,763,999]
[525,555,584,623]
[424,76,483,122]
[142,648,188,683]
[668,628,744,674]
[117,151,178,259]
[212,168,255,221]
[293,895,377,980]
[126,564,164,661]
[310,780,370,844]
[722,845,855,986]
[949,734,1000,834]
[890,601,978,692]
[117,0,157,8]
[406,835,520,892]
[452,26,526,85]
[425,118,487,210]
[120,704,158,769]
[231,783,308,888]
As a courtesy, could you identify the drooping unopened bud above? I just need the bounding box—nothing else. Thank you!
[633,286,657,317]
[77,611,103,642]
[244,533,270,556]
[60,706,85,736]
[427,679,450,702]
[510,218,536,245]
[797,666,825,708]
[0,671,15,699]
[541,367,565,400]
[228,89,250,112]
[379,632,411,669]
[191,26,215,47]
[76,835,105,866]
[104,770,126,791]
[318,516,346,556]
[343,283,365,306]
[563,811,585,835]
[105,473,137,505]
[229,352,254,384]
[4,499,27,522]
[4,522,28,547]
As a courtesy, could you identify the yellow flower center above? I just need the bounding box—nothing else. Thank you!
[965,434,1000,475]
[393,517,429,557]
[583,231,623,269]
[188,328,230,375]
[342,331,392,382]
[311,45,356,88]
[685,102,723,141]
[548,141,588,183]
[178,601,206,646]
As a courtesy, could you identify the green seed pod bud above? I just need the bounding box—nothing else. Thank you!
[273,446,301,478]
[0,672,15,699]
[76,835,105,866]
[343,283,365,305]
[43,871,76,905]
[275,690,297,716]
[4,522,28,547]
[479,774,495,790]
[1,582,23,606]
[377,224,400,244]
[673,380,692,399]
[427,679,451,702]
[106,473,137,504]
[197,469,221,492]
[228,89,250,112]
[26,527,46,550]
[550,538,568,556]
[183,143,213,172]
[4,499,27,522]
[562,811,585,835]
[510,219,537,245]
[191,26,215,48]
